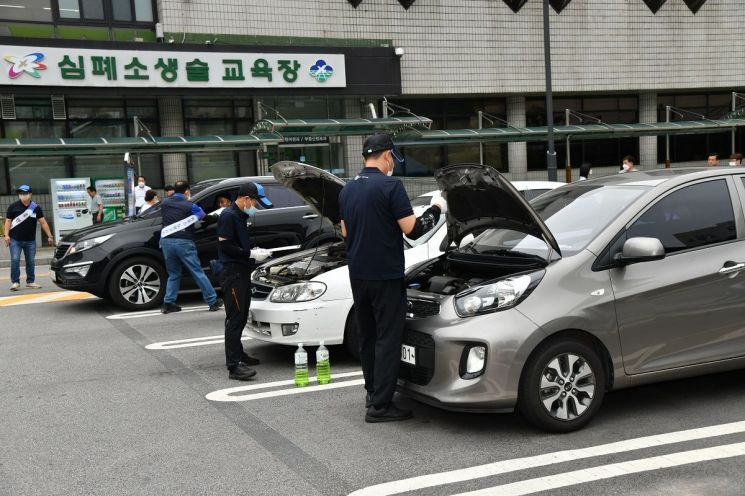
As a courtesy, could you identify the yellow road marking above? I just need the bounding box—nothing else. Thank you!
[0,290,95,306]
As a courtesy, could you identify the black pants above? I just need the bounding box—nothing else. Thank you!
[221,263,252,369]
[350,278,407,409]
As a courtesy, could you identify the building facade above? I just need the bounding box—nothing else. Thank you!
[1,0,744,230]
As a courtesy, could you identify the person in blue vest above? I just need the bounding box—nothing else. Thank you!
[3,185,54,291]
[217,183,273,381]
[339,134,446,423]
[159,180,223,314]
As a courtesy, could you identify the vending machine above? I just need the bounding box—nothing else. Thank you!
[50,177,92,243]
[93,177,126,222]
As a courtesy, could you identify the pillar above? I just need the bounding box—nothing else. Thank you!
[158,96,188,185]
[639,92,657,169]
[342,97,366,177]
[507,96,528,180]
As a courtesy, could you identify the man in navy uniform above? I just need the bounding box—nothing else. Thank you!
[3,185,54,291]
[217,183,273,381]
[339,134,446,423]
[159,180,223,314]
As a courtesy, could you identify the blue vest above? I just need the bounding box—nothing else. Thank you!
[161,196,197,241]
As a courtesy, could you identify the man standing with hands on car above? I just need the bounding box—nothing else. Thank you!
[218,183,273,381]
[339,134,446,423]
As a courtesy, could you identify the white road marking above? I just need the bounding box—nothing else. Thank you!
[452,441,745,496]
[106,305,209,320]
[347,420,745,496]
[145,334,251,350]
[206,370,365,402]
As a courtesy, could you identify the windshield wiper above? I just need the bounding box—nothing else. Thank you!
[478,249,545,261]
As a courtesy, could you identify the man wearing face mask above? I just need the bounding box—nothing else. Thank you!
[134,175,151,214]
[217,182,273,380]
[339,134,446,422]
[4,185,54,291]
[619,155,638,173]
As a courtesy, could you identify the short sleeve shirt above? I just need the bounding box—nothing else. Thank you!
[217,204,252,268]
[339,167,414,280]
[6,200,43,242]
[91,194,103,213]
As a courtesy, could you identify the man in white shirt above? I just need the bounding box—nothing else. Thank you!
[134,175,151,214]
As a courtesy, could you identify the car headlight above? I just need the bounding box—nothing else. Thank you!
[454,270,544,317]
[68,234,115,255]
[269,282,326,303]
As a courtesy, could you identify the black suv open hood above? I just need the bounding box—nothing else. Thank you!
[436,164,561,256]
[271,161,345,225]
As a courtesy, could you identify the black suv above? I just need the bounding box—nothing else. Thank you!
[50,176,338,310]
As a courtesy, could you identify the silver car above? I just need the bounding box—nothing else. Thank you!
[399,165,745,432]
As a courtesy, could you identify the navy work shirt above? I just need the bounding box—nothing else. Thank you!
[217,203,252,268]
[160,193,204,242]
[339,167,414,280]
[6,200,43,242]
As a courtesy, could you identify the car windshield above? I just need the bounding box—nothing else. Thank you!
[465,184,650,257]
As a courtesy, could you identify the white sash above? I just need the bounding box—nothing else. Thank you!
[10,202,38,231]
[161,215,199,238]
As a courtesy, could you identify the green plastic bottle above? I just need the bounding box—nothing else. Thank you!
[294,343,309,387]
[316,341,331,385]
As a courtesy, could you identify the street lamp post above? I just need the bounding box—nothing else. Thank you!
[542,0,558,181]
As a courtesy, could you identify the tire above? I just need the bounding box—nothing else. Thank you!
[107,256,166,311]
[343,309,360,360]
[518,337,606,433]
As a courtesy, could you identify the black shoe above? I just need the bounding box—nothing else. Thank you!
[228,363,257,381]
[161,303,182,314]
[208,298,224,312]
[240,352,260,365]
[365,403,413,423]
[365,392,373,409]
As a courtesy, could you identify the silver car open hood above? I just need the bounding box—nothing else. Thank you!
[436,164,561,256]
[271,161,345,225]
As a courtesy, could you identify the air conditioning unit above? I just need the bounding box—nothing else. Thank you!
[1,94,16,120]
[51,95,67,120]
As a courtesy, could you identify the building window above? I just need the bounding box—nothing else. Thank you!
[54,0,154,24]
[657,92,737,164]
[8,156,67,195]
[0,0,53,22]
[526,95,639,170]
[393,98,508,175]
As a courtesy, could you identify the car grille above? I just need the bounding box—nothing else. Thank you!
[399,329,435,386]
[54,242,72,260]
[250,282,273,301]
[406,297,440,319]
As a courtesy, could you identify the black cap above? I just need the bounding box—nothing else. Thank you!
[362,133,405,163]
[237,182,273,208]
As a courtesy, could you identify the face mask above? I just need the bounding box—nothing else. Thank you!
[386,155,395,177]
[622,163,630,171]
[244,206,257,216]
[730,161,738,166]
[138,182,145,188]
[18,194,30,201]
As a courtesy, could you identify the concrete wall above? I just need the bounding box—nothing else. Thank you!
[158,0,745,96]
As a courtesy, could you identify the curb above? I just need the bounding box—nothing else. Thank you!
[0,256,54,269]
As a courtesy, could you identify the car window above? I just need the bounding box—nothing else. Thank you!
[197,187,239,214]
[626,179,736,254]
[521,189,550,201]
[262,184,305,208]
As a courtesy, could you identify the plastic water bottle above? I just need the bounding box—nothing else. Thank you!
[316,341,331,385]
[294,343,309,387]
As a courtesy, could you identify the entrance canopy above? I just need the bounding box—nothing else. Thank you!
[393,118,745,146]
[251,116,433,136]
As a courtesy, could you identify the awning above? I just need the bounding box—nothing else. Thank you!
[0,133,283,156]
[251,116,432,136]
[393,118,745,146]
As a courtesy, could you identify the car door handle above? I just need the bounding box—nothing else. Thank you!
[303,213,319,219]
[719,262,745,275]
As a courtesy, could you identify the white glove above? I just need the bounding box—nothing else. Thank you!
[430,196,447,215]
[250,248,271,263]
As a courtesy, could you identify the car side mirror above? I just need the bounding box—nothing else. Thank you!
[614,237,665,266]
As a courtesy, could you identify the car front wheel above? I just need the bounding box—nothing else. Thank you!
[518,338,605,433]
[108,257,166,311]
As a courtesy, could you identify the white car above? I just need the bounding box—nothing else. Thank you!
[247,162,563,356]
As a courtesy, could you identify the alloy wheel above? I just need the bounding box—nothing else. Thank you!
[119,264,161,306]
[539,352,596,421]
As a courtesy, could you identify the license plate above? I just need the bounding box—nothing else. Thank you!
[49,270,57,282]
[401,344,416,365]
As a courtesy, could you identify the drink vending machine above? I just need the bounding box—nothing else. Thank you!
[93,177,126,222]
[49,177,92,243]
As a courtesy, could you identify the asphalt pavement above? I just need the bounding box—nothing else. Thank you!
[3,268,745,495]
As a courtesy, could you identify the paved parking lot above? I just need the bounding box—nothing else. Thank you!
[3,268,745,495]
